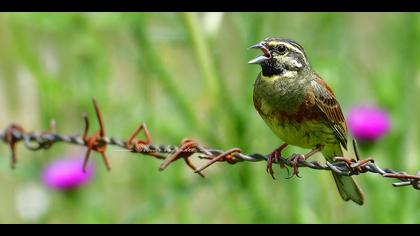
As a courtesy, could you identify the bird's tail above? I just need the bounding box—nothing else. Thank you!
[322,145,364,205]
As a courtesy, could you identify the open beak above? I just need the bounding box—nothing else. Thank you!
[248,42,271,64]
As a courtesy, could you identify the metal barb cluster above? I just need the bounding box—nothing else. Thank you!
[0,98,419,190]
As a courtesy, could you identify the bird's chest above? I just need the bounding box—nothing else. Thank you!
[253,75,321,147]
[254,101,324,148]
[253,75,313,119]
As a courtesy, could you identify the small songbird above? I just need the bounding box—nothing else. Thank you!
[249,37,364,205]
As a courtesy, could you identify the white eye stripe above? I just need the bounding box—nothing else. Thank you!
[268,42,304,55]
[268,42,308,65]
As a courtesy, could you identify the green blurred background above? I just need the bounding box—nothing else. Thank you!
[0,13,419,223]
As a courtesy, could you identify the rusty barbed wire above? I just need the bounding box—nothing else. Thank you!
[0,98,419,190]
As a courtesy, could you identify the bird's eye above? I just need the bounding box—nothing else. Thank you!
[276,45,287,54]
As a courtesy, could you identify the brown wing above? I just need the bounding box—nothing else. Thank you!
[311,75,348,149]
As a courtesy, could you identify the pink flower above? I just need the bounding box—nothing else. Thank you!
[42,157,93,190]
[347,105,391,141]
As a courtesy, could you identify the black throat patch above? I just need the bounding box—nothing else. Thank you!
[261,60,284,76]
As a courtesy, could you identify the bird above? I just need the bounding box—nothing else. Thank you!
[249,37,364,205]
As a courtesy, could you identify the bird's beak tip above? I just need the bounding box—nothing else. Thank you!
[249,42,263,50]
[248,55,269,64]
[248,41,270,64]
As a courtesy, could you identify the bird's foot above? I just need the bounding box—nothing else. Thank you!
[333,156,374,175]
[266,143,288,179]
[285,145,321,179]
[286,153,306,178]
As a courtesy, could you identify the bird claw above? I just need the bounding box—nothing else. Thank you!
[266,149,279,180]
[286,153,306,179]
[266,144,288,180]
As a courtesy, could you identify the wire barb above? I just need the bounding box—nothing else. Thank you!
[0,98,419,191]
[81,98,111,172]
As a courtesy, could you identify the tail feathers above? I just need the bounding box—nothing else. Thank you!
[322,144,364,205]
[332,173,364,205]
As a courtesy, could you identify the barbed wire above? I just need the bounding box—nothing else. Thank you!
[0,98,419,190]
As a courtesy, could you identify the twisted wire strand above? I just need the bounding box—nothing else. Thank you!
[0,99,419,190]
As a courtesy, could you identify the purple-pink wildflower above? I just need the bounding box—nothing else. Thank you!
[42,157,93,190]
[347,105,391,141]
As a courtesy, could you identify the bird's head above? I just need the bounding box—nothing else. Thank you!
[249,38,309,77]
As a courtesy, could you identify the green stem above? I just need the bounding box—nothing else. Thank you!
[10,19,58,125]
[181,13,249,148]
[129,15,218,145]
[181,13,220,108]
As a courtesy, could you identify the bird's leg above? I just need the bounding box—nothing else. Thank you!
[267,143,289,179]
[287,145,321,178]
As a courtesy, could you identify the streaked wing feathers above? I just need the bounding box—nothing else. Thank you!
[311,76,348,149]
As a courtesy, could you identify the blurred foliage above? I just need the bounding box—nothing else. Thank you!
[0,13,419,223]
